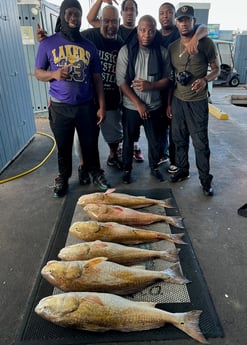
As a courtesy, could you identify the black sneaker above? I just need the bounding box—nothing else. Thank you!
[202,185,214,196]
[53,176,68,198]
[201,175,214,196]
[151,168,165,182]
[93,172,111,191]
[78,165,91,185]
[170,169,189,183]
[107,156,123,170]
[122,171,131,184]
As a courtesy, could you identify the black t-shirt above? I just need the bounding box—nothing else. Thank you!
[118,25,134,42]
[81,28,124,110]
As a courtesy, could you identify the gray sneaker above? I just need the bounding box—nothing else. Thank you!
[93,172,111,191]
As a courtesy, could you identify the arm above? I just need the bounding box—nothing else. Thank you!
[191,56,220,93]
[131,78,170,92]
[92,73,106,125]
[180,24,208,57]
[36,23,48,42]
[120,81,150,119]
[166,79,175,119]
[35,65,71,82]
[87,0,118,27]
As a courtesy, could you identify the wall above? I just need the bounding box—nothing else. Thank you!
[234,34,247,84]
[0,0,36,173]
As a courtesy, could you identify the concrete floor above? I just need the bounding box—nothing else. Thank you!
[0,86,247,345]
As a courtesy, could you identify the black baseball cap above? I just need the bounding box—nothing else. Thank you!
[175,5,194,20]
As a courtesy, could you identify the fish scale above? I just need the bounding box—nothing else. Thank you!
[58,240,180,264]
[78,190,176,209]
[35,292,209,344]
[41,258,190,295]
[83,203,184,228]
[69,221,186,245]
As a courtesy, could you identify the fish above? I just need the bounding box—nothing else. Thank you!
[69,221,187,245]
[35,291,209,344]
[83,203,184,228]
[58,240,180,264]
[41,258,190,295]
[78,190,176,209]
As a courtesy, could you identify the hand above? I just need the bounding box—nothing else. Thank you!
[136,102,150,120]
[166,104,173,119]
[53,65,72,81]
[96,108,105,125]
[102,0,118,4]
[36,23,48,42]
[179,36,199,57]
[131,78,151,92]
[191,78,207,93]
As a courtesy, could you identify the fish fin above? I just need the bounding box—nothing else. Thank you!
[112,205,124,211]
[160,248,180,262]
[84,257,108,269]
[92,240,108,248]
[173,310,209,344]
[169,233,187,245]
[77,196,83,205]
[165,216,184,228]
[160,197,176,208]
[130,264,146,270]
[138,301,157,308]
[104,188,116,194]
[83,294,105,306]
[163,262,190,284]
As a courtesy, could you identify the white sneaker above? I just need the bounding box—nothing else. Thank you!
[168,165,178,174]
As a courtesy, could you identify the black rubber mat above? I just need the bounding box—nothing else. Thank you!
[15,188,224,345]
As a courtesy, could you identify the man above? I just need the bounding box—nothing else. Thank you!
[87,0,144,162]
[35,0,111,197]
[116,15,171,184]
[167,5,220,196]
[80,5,124,171]
[158,2,209,174]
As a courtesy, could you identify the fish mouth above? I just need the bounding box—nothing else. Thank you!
[41,268,56,283]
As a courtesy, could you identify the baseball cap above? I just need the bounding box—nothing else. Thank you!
[175,5,194,20]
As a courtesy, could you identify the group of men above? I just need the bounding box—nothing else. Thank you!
[35,0,220,198]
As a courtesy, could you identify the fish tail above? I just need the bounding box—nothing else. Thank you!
[172,310,209,344]
[160,248,180,262]
[163,262,190,284]
[160,197,176,208]
[165,216,184,228]
[170,233,187,245]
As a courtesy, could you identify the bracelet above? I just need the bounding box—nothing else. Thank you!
[203,77,208,84]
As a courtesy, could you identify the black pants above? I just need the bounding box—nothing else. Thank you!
[122,106,161,171]
[159,113,176,165]
[49,100,100,180]
[159,94,176,165]
[171,96,212,183]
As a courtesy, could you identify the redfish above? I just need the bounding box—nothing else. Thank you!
[58,240,180,264]
[78,190,175,209]
[69,221,186,245]
[41,258,190,295]
[83,203,184,228]
[35,292,209,344]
